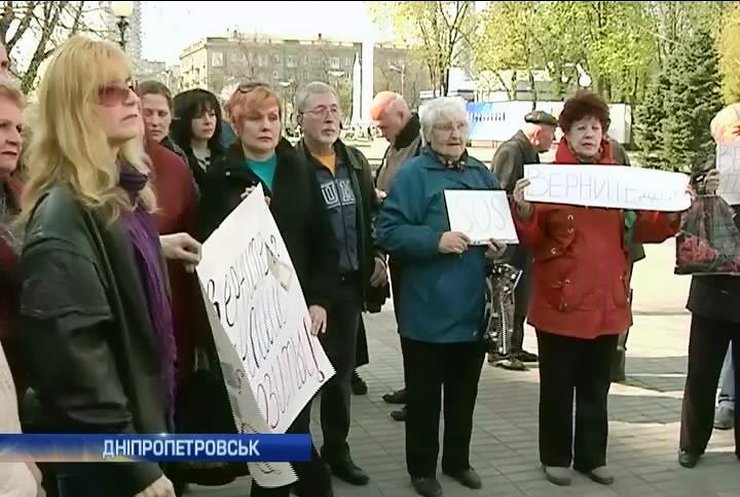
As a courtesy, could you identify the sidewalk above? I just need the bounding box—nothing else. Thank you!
[191,240,739,497]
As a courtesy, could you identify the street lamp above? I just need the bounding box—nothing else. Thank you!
[111,1,134,50]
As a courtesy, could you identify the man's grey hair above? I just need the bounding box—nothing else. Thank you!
[295,81,338,113]
[419,97,468,146]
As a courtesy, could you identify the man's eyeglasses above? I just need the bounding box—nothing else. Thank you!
[98,81,135,107]
[304,105,341,118]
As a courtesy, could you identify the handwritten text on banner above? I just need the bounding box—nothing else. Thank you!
[444,190,519,244]
[197,185,335,435]
[523,164,691,212]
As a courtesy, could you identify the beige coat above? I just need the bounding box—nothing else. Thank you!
[0,343,43,497]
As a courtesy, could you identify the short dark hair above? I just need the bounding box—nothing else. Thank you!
[558,90,610,133]
[136,80,173,109]
[171,88,224,155]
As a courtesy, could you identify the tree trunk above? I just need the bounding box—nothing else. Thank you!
[528,69,537,109]
[510,70,518,100]
[443,66,450,96]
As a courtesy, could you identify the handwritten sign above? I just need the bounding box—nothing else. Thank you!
[717,143,740,205]
[197,185,335,436]
[198,280,296,487]
[523,164,691,212]
[444,190,518,244]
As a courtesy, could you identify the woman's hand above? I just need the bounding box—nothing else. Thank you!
[439,231,470,255]
[307,305,327,335]
[160,233,201,273]
[486,239,508,260]
[134,475,176,497]
[513,178,533,219]
[704,169,721,195]
[241,185,271,205]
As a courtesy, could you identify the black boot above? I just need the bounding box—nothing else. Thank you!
[611,347,626,383]
[351,370,368,395]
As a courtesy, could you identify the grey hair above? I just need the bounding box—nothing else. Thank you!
[295,81,338,113]
[419,97,468,146]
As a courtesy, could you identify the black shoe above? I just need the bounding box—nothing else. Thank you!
[494,357,527,371]
[383,387,406,404]
[443,468,482,489]
[326,457,369,486]
[411,476,442,497]
[678,450,700,468]
[390,405,406,422]
[516,350,539,363]
[351,371,368,395]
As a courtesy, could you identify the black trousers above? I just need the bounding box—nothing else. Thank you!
[537,331,618,471]
[319,276,362,460]
[511,250,532,354]
[355,317,369,368]
[680,313,740,456]
[402,337,485,477]
[250,401,331,497]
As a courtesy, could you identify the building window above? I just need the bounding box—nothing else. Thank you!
[211,52,223,68]
[303,70,310,80]
[330,56,340,69]
[345,57,353,66]
[286,56,297,68]
[272,70,279,80]
[272,54,280,64]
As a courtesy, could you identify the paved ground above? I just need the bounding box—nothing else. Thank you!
[190,240,739,497]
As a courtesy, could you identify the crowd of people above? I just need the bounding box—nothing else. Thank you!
[0,33,736,497]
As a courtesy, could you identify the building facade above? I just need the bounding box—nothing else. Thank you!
[178,33,429,111]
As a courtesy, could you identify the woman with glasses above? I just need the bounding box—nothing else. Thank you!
[171,88,224,191]
[18,36,176,497]
[377,97,508,497]
[198,82,338,497]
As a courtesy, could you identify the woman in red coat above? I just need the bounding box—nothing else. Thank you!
[511,91,681,487]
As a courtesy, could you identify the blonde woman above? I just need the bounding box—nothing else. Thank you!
[18,36,176,497]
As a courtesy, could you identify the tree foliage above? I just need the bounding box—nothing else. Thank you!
[368,1,474,96]
[0,1,104,93]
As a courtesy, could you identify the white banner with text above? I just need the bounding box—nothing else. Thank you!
[444,190,519,244]
[523,164,691,211]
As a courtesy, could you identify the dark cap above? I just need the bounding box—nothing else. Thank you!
[524,110,558,127]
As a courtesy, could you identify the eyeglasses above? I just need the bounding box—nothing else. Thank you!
[98,81,135,107]
[433,122,467,134]
[236,82,271,94]
[304,105,341,118]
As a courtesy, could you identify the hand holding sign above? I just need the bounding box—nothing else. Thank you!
[439,232,470,255]
[512,179,533,219]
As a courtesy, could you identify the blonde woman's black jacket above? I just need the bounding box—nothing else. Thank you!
[198,138,339,310]
[19,186,168,494]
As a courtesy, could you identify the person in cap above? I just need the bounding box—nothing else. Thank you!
[489,110,556,371]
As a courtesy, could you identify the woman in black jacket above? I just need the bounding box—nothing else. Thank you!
[198,82,338,497]
[171,88,225,191]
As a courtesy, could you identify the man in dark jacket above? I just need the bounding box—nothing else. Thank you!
[609,136,646,382]
[679,104,740,468]
[490,110,556,371]
[294,82,388,487]
[370,91,423,422]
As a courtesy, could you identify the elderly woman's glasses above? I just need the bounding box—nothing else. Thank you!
[98,81,135,107]
[433,122,467,134]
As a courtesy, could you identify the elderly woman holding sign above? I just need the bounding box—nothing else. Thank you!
[511,91,680,487]
[377,97,507,497]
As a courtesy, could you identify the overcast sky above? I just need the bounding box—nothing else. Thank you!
[140,1,377,64]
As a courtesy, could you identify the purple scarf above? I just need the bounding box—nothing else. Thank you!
[118,163,176,424]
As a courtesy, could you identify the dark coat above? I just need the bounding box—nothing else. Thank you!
[19,186,168,494]
[147,140,203,385]
[198,139,338,310]
[491,130,539,195]
[0,178,24,400]
[295,139,387,312]
[686,151,740,323]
